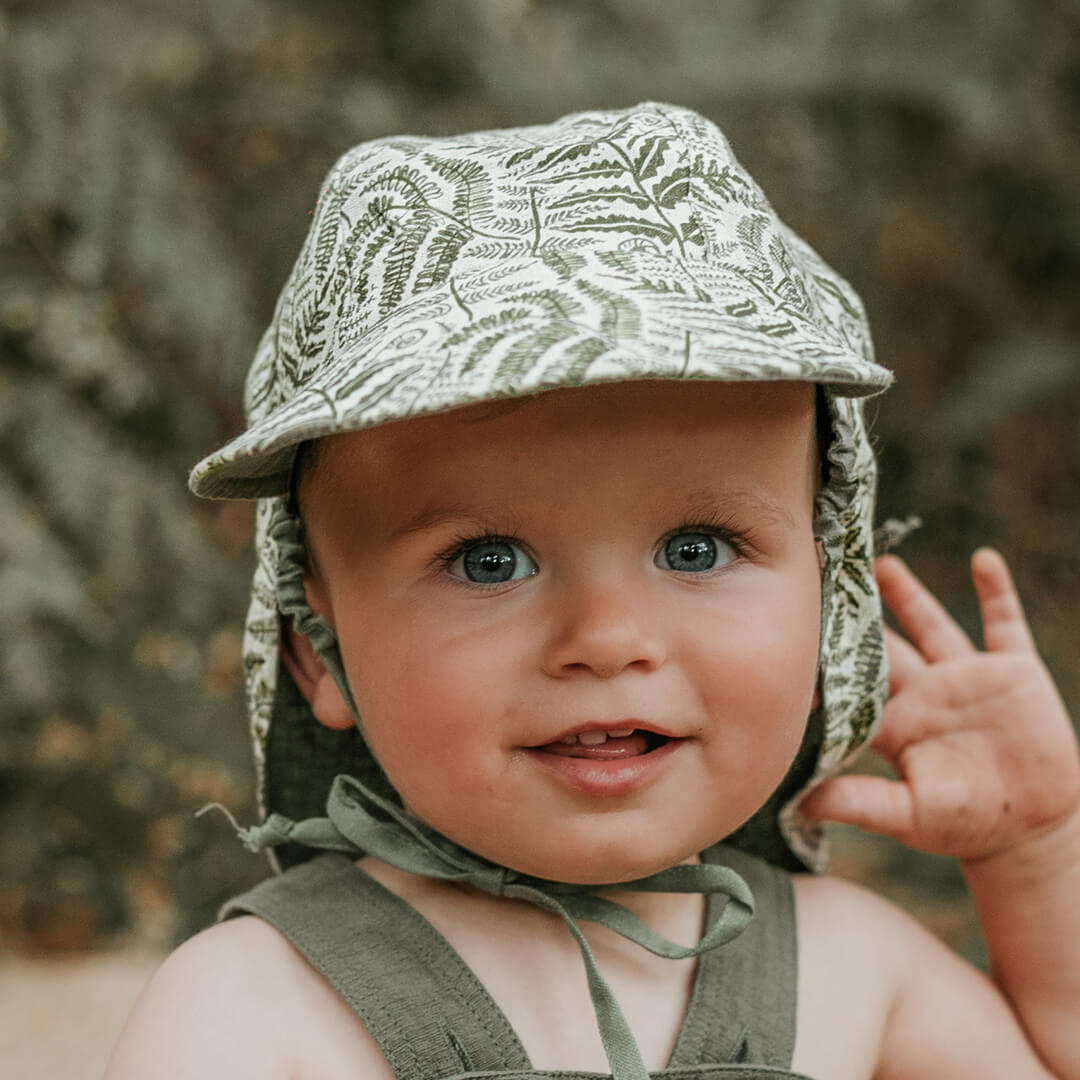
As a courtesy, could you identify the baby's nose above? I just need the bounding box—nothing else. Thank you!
[540,580,667,679]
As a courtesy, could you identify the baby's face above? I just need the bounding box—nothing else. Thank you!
[298,380,821,884]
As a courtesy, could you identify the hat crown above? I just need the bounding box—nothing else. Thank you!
[244,103,876,429]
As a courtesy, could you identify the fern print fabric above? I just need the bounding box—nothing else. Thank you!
[189,102,891,873]
[191,102,889,499]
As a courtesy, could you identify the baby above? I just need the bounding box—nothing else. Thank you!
[107,104,1080,1079]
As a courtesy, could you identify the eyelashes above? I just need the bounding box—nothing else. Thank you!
[434,525,531,572]
[433,510,758,579]
[662,510,757,560]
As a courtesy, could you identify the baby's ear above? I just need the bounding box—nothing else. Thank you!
[280,618,355,730]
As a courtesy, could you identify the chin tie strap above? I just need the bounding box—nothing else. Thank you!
[200,773,754,1080]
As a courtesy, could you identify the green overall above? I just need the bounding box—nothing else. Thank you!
[222,844,813,1079]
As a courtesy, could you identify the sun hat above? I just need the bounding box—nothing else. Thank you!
[192,104,889,500]
[190,98,889,863]
[190,102,892,1079]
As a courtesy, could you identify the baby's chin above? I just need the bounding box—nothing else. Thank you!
[448,828,712,886]
[398,792,749,886]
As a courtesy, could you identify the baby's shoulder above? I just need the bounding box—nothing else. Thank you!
[790,873,1052,1080]
[793,869,930,969]
[789,873,910,1079]
[105,916,390,1080]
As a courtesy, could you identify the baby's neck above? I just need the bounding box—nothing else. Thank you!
[355,853,705,1072]
[356,853,708,951]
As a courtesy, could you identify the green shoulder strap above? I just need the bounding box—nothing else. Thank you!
[210,772,756,1080]
[220,846,798,1078]
[221,853,530,1076]
[668,845,797,1070]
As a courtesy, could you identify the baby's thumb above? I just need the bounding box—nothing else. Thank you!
[799,775,915,840]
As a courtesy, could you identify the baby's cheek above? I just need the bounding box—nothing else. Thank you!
[695,613,817,754]
[352,654,480,767]
[707,609,817,694]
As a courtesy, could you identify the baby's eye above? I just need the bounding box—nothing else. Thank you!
[449,539,538,585]
[655,532,737,574]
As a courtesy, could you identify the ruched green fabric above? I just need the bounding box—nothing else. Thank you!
[213,771,755,1080]
[272,503,359,718]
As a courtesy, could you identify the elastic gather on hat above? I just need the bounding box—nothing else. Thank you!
[813,389,859,673]
[271,500,360,723]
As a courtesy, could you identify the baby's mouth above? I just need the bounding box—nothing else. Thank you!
[530,729,672,759]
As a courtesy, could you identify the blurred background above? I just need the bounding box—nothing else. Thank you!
[2,0,1078,1071]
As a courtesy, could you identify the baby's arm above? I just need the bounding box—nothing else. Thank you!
[802,550,1080,1078]
[106,916,391,1079]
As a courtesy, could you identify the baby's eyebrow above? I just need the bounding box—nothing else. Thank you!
[390,488,794,543]
[682,489,796,530]
[389,504,512,543]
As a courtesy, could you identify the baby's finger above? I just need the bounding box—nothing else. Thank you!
[875,555,975,663]
[798,775,915,840]
[883,625,924,696]
[971,547,1037,655]
[865,696,930,767]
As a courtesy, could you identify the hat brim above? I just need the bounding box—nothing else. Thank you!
[191,275,890,500]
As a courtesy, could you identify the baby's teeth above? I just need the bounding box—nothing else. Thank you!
[555,728,636,746]
[577,730,608,746]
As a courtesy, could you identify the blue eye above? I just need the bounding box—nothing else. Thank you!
[655,532,735,573]
[450,540,538,585]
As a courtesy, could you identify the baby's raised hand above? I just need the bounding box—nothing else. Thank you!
[802,549,1080,864]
